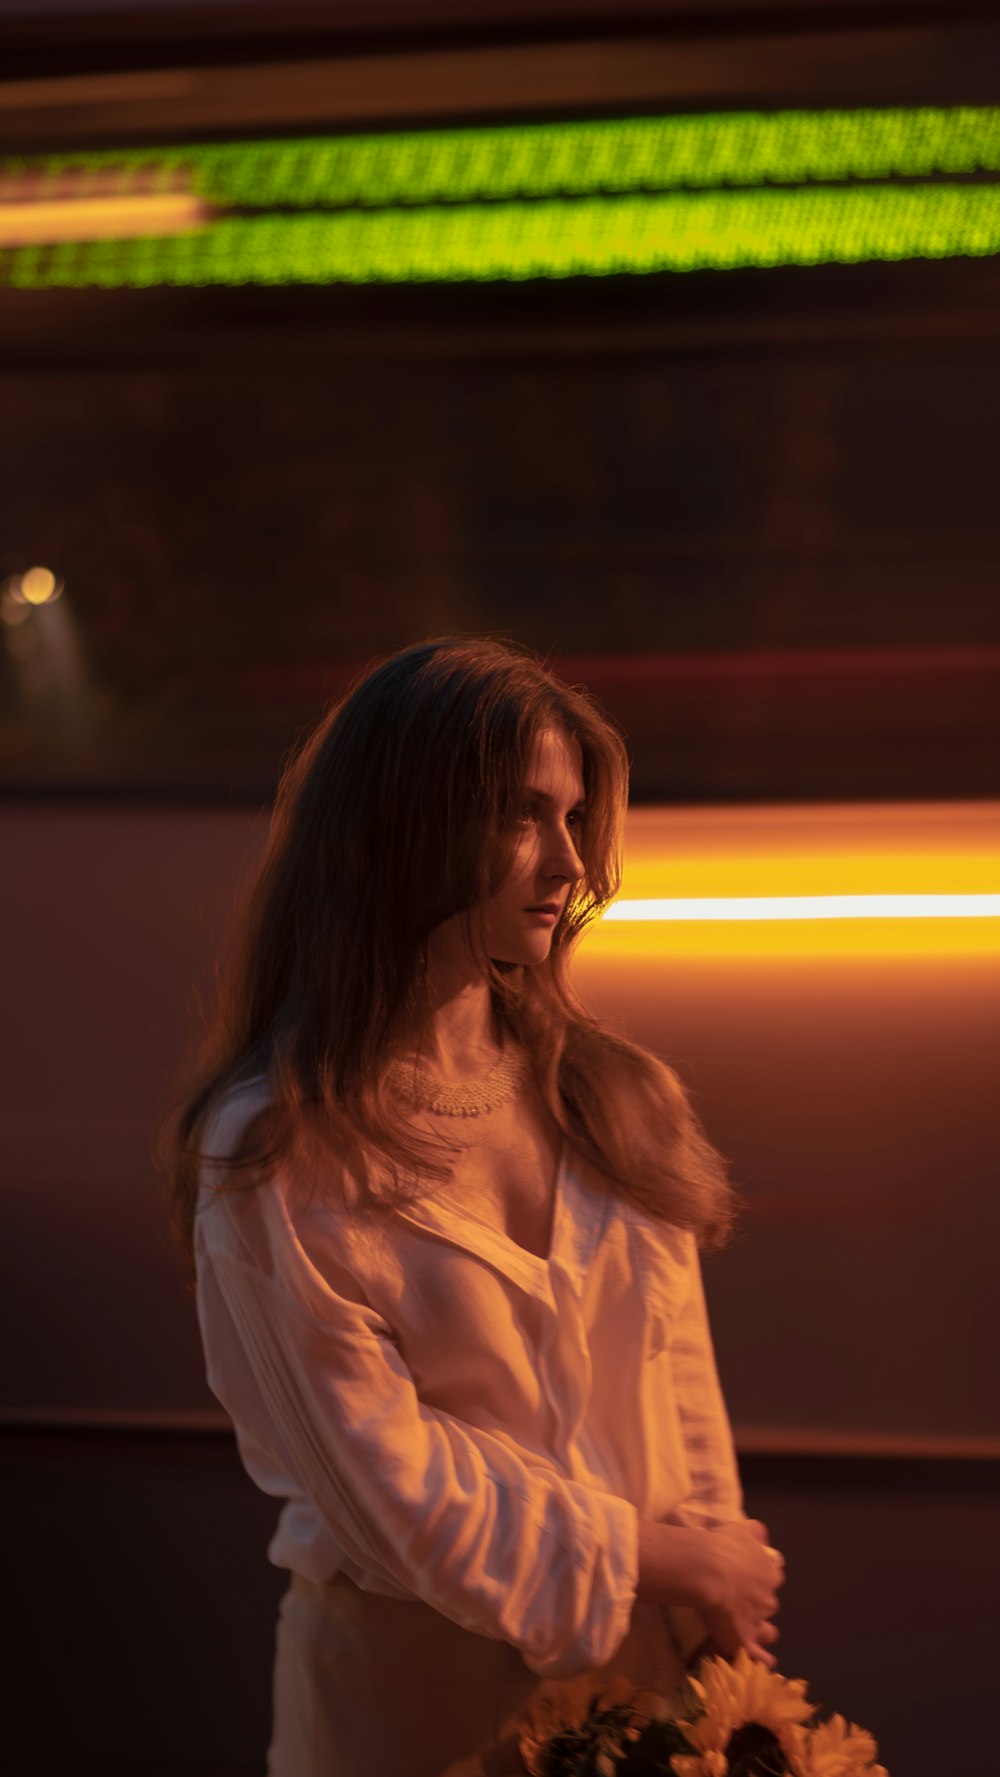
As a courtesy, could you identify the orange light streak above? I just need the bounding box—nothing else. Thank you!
[585,802,1000,958]
[0,192,212,245]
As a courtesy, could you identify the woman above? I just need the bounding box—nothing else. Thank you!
[159,637,784,1777]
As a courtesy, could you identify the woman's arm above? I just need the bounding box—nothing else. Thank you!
[196,1229,638,1681]
[635,1520,717,1606]
[666,1233,746,1530]
[650,1232,784,1666]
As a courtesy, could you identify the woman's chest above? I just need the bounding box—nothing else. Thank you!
[341,1187,697,1515]
[438,1117,559,1260]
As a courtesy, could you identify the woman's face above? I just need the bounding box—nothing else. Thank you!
[482,725,587,966]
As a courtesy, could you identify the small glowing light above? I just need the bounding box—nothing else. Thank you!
[604,894,1000,921]
[20,566,59,604]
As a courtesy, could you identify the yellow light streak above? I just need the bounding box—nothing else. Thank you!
[605,894,1000,920]
[0,192,212,246]
[584,918,1000,960]
[580,802,1000,959]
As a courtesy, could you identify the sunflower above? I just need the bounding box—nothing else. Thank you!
[671,1750,730,1777]
[796,1712,888,1777]
[515,1651,889,1777]
[517,1672,657,1776]
[670,1649,815,1777]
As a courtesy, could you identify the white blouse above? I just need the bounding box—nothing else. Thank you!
[194,1077,746,1684]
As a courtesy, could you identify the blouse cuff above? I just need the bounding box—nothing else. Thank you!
[521,1487,639,1679]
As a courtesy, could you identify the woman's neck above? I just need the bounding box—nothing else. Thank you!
[393,920,504,1080]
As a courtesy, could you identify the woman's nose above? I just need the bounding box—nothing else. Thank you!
[548,827,585,881]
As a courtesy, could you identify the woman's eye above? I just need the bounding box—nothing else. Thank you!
[513,803,584,831]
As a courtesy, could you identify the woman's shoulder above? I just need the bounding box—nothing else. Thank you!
[201,1071,272,1156]
[195,1072,276,1241]
[194,1077,394,1317]
[195,1074,366,1247]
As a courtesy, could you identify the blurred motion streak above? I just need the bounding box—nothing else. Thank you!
[6,184,998,286]
[3,104,999,285]
[0,193,212,247]
[605,895,1000,918]
[587,803,1000,959]
[0,164,210,246]
[9,107,1000,205]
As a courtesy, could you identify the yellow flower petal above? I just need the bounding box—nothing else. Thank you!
[516,1672,670,1775]
[798,1711,888,1777]
[517,1674,608,1774]
[678,1649,815,1767]
[672,1751,729,1777]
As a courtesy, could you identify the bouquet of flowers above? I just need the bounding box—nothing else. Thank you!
[516,1648,888,1777]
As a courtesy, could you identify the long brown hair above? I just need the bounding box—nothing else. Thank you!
[155,636,737,1277]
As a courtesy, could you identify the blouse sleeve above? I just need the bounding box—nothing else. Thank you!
[661,1234,747,1665]
[668,1234,745,1531]
[195,1229,638,1681]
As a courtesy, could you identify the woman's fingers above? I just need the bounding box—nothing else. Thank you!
[746,1619,780,1667]
[747,1641,777,1669]
[748,1620,779,1663]
[701,1522,787,1669]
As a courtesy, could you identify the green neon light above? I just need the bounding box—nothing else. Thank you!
[5,106,1000,208]
[6,184,999,288]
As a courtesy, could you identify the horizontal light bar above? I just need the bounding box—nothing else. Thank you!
[0,192,210,246]
[604,895,1000,921]
[6,181,1000,287]
[8,106,1000,208]
[580,805,1000,957]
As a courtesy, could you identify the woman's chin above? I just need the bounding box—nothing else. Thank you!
[488,933,554,967]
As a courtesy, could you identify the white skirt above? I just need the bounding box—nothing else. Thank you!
[267,1568,688,1777]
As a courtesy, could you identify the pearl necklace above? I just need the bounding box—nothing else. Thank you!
[385,1042,531,1117]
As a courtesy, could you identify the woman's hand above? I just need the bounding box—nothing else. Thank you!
[635,1517,785,1668]
[698,1519,785,1669]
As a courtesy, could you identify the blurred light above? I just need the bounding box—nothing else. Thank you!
[1,579,31,625]
[4,182,999,287]
[5,106,999,208]
[588,915,1000,959]
[0,191,212,247]
[20,566,61,604]
[581,804,1000,958]
[605,894,1000,919]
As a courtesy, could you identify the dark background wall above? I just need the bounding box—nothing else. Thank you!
[3,800,998,1774]
[4,262,1000,804]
